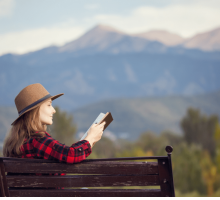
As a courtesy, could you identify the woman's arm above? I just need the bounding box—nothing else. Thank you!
[28,122,105,163]
[30,136,92,163]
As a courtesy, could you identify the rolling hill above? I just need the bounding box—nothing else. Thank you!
[1,91,220,144]
[72,91,220,140]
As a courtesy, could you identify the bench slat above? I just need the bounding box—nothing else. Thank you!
[7,174,160,187]
[9,189,163,197]
[4,161,158,175]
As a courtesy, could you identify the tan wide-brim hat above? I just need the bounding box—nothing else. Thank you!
[11,83,64,125]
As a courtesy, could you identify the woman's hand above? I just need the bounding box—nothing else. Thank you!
[84,121,106,148]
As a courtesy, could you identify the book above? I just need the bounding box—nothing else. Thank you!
[80,112,113,141]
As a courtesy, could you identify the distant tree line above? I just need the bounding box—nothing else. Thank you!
[49,106,220,197]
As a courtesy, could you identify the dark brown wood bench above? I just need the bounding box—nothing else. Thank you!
[0,146,175,197]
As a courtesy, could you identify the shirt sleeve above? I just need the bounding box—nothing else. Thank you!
[31,136,92,163]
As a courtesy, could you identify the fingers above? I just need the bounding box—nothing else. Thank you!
[91,121,106,133]
[92,123,97,127]
[100,121,106,126]
[95,121,106,128]
[100,121,106,130]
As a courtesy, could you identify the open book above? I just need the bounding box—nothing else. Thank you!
[80,112,113,141]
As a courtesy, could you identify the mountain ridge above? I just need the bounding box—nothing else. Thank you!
[58,24,167,55]
[182,27,220,51]
[132,30,185,46]
[57,24,220,53]
[58,24,220,53]
[1,25,220,117]
[1,24,220,59]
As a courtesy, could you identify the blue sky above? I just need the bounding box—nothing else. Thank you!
[0,0,220,55]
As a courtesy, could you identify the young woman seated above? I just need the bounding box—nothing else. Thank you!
[3,83,105,164]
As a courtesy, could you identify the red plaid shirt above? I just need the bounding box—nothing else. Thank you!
[20,132,92,163]
[8,132,91,189]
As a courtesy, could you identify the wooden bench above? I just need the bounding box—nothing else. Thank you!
[0,146,175,197]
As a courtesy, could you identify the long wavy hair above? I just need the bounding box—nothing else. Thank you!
[3,105,47,157]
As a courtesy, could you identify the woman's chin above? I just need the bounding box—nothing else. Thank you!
[42,120,53,125]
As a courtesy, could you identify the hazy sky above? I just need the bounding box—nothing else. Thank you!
[0,0,220,55]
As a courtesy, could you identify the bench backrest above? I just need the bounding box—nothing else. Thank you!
[0,146,175,197]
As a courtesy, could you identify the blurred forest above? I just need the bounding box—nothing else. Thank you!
[1,106,220,197]
[49,106,220,197]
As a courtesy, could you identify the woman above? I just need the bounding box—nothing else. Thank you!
[3,83,105,163]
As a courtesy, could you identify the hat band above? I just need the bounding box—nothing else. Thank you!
[18,94,52,116]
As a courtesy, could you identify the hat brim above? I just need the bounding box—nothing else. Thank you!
[11,93,64,125]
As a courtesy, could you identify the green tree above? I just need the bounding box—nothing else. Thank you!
[160,131,183,146]
[172,142,206,195]
[200,151,217,196]
[135,132,166,155]
[49,106,77,146]
[181,108,218,157]
[135,131,182,156]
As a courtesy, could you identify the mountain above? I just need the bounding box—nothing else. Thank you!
[1,52,220,110]
[58,25,167,55]
[1,24,220,147]
[133,26,220,52]
[58,25,220,54]
[182,27,220,51]
[133,30,185,46]
[59,25,126,52]
[1,24,220,111]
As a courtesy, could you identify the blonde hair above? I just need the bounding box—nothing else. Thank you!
[3,105,47,157]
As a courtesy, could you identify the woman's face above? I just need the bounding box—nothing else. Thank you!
[39,98,56,125]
